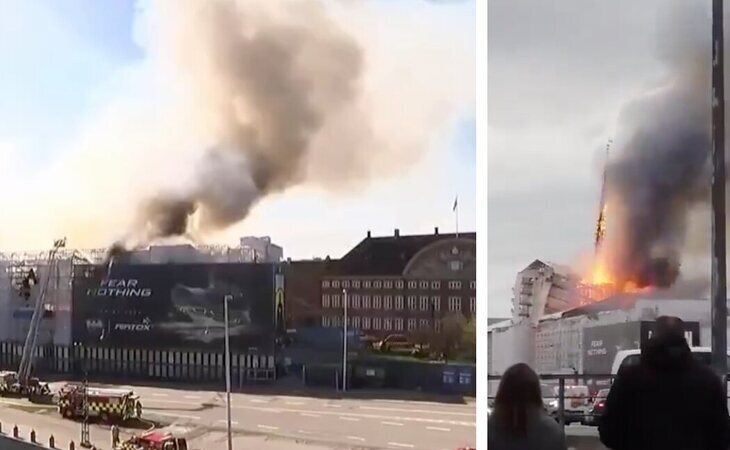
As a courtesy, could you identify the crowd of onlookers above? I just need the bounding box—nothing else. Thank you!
[487,316,730,450]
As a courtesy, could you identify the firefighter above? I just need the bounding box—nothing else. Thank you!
[111,424,119,448]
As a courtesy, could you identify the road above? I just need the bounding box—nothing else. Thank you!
[0,383,476,450]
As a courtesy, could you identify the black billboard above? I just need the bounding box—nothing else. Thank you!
[583,322,641,375]
[72,263,276,352]
[639,320,700,347]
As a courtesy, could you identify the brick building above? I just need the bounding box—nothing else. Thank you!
[284,228,476,338]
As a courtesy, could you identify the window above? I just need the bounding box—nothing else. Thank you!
[352,294,361,309]
[435,319,442,333]
[419,281,429,289]
[395,318,404,331]
[470,280,476,290]
[431,296,441,311]
[431,281,441,290]
[363,317,371,330]
[322,280,330,288]
[332,294,340,308]
[373,295,382,309]
[353,316,361,328]
[384,296,393,310]
[450,261,463,272]
[395,296,404,310]
[322,295,331,308]
[408,280,417,289]
[331,316,341,327]
[353,280,361,289]
[470,296,476,313]
[332,280,340,289]
[384,318,392,330]
[407,296,417,310]
[395,280,404,289]
[420,319,430,329]
[322,316,330,327]
[374,280,382,289]
[407,318,417,331]
[362,295,371,309]
[373,317,382,330]
[449,296,462,312]
[449,281,462,290]
[420,296,429,311]
[342,280,350,289]
[384,280,393,289]
[364,280,372,289]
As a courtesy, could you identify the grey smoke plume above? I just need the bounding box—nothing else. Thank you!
[604,1,719,288]
[131,0,363,244]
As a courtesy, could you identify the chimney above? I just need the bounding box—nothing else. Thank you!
[434,227,439,235]
[367,230,371,238]
[394,229,400,237]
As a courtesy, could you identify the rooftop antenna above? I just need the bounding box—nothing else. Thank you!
[594,139,612,253]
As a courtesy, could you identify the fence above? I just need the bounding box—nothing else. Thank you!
[0,342,275,385]
[488,374,615,427]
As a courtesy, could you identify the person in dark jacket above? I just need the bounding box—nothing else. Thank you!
[599,316,730,450]
[488,363,566,450]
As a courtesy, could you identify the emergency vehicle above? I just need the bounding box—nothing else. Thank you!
[57,384,142,422]
[119,431,188,450]
[0,371,50,398]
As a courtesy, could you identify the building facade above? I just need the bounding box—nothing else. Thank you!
[285,228,477,338]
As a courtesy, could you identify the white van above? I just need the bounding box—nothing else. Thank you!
[611,347,730,375]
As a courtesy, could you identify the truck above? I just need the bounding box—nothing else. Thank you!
[57,384,142,423]
[119,431,189,450]
[0,371,50,400]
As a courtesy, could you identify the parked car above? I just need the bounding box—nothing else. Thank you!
[547,385,591,425]
[374,334,415,354]
[582,388,610,426]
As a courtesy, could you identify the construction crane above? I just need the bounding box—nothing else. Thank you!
[594,140,611,253]
[13,238,66,397]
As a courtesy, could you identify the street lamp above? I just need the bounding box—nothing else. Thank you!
[342,288,348,393]
[224,294,233,450]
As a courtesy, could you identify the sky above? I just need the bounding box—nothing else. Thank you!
[487,0,708,317]
[0,0,475,259]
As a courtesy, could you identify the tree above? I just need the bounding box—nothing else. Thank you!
[461,317,476,362]
[431,312,467,362]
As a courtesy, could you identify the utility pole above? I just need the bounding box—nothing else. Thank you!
[342,288,348,392]
[224,294,233,450]
[711,0,728,378]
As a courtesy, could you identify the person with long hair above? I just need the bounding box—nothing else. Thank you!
[488,363,566,450]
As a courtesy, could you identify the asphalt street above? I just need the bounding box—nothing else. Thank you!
[0,382,476,450]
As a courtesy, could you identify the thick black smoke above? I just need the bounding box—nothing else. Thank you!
[604,1,722,288]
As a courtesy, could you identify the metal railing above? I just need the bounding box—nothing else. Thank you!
[488,374,615,427]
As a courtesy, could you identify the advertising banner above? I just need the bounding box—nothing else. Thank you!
[582,322,641,375]
[72,263,276,352]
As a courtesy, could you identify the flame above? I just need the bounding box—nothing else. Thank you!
[580,256,652,303]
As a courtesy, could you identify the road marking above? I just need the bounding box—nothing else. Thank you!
[388,442,414,448]
[285,401,305,405]
[257,425,279,431]
[339,416,360,421]
[382,421,404,426]
[325,404,342,408]
[35,409,48,415]
[300,413,320,418]
[426,426,451,432]
[298,430,314,435]
[184,395,201,399]
[217,419,239,425]
[347,436,366,442]
[152,393,168,397]
[250,399,268,403]
[360,406,475,417]
[150,411,201,420]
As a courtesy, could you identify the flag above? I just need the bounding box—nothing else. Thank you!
[452,196,458,212]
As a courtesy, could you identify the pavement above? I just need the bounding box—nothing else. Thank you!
[0,382,476,450]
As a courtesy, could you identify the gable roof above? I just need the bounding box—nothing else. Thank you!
[331,232,477,276]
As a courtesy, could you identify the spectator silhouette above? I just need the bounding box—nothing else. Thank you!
[599,315,730,450]
[488,363,566,450]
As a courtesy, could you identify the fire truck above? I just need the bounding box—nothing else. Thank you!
[120,431,189,450]
[0,371,50,399]
[57,384,142,422]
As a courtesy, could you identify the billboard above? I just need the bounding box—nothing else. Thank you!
[582,322,641,375]
[72,263,276,352]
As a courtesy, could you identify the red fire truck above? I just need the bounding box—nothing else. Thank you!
[57,384,142,422]
[120,431,189,450]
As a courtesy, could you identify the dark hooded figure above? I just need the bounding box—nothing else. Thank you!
[599,316,730,450]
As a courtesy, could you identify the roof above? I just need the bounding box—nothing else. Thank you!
[332,231,477,276]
